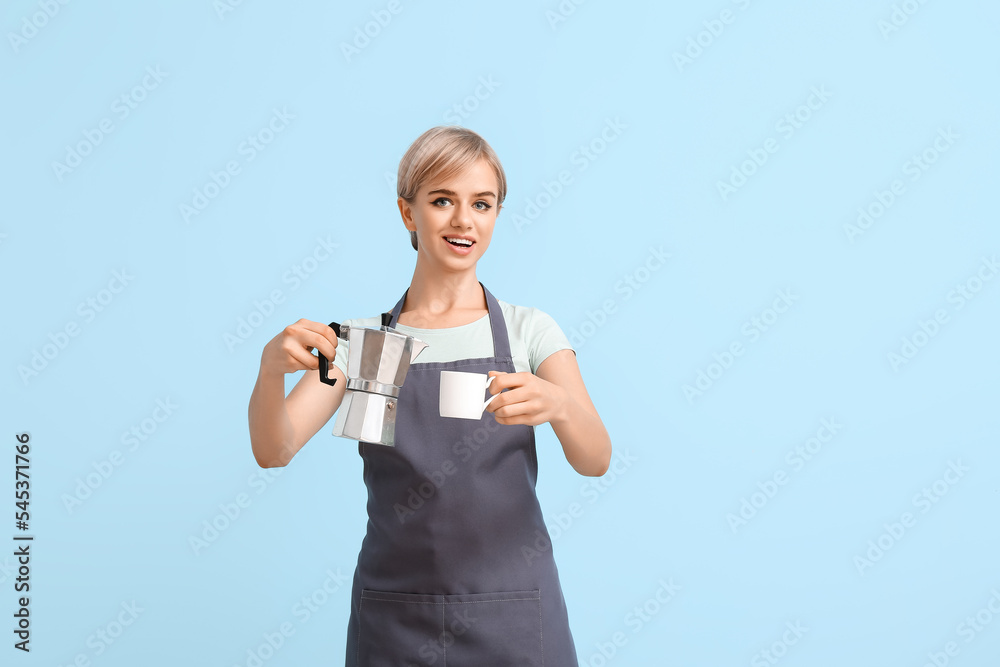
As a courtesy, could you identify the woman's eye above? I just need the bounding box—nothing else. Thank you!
[474,201,492,211]
[432,197,451,206]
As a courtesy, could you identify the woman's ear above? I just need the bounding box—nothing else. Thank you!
[398,197,414,231]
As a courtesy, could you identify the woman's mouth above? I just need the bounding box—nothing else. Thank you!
[443,236,475,255]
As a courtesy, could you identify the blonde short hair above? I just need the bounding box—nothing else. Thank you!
[397,126,507,250]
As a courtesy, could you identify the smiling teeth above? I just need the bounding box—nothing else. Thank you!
[446,237,473,246]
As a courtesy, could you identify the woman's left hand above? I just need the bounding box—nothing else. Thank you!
[484,370,568,426]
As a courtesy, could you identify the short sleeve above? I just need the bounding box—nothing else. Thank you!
[329,318,354,378]
[527,308,575,374]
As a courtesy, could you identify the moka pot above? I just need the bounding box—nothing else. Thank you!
[317,313,428,447]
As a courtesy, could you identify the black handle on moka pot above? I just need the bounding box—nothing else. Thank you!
[317,321,343,387]
[316,312,394,387]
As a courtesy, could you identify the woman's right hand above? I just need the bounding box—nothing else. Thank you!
[260,318,339,376]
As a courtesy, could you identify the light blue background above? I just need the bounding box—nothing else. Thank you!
[2,1,998,665]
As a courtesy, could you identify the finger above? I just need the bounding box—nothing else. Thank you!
[286,343,320,371]
[489,389,536,417]
[494,414,528,426]
[493,409,533,426]
[485,384,526,410]
[485,387,517,413]
[316,321,340,351]
[298,327,338,361]
[296,320,340,353]
[487,370,507,395]
[484,393,502,413]
[493,399,534,420]
[497,404,547,426]
[489,370,527,392]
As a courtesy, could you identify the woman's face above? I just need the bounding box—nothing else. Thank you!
[400,158,501,271]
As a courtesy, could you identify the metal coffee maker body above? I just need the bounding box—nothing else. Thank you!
[317,315,428,447]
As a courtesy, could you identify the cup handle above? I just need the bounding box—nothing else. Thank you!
[483,375,497,410]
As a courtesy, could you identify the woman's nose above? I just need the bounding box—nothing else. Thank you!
[451,208,473,228]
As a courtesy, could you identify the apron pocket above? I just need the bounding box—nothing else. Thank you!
[358,588,544,666]
[441,589,544,666]
[357,589,441,666]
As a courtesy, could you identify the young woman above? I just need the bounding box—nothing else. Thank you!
[249,125,612,666]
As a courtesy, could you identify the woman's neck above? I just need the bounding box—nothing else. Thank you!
[397,262,487,329]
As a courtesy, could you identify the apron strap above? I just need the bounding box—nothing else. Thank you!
[386,291,408,328]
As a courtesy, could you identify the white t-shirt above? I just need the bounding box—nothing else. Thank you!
[330,299,575,376]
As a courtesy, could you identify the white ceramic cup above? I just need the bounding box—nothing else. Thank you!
[439,370,498,419]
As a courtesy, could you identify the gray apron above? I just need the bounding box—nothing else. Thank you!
[344,283,579,666]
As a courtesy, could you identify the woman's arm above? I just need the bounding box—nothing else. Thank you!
[249,320,346,467]
[487,349,612,477]
[249,361,346,467]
